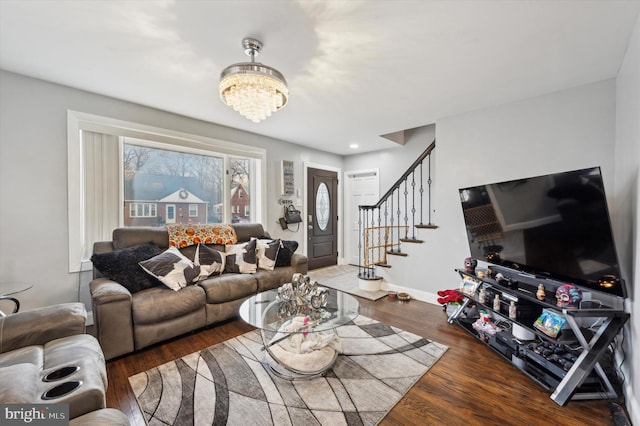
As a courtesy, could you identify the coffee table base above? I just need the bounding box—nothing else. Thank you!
[260,328,339,380]
[260,350,338,381]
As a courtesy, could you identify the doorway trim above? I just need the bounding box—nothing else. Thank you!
[344,168,380,266]
[303,162,343,264]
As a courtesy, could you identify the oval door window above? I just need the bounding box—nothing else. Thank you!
[316,182,330,231]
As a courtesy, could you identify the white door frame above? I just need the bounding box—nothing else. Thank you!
[303,162,343,264]
[344,168,380,265]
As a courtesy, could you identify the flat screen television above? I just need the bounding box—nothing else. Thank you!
[458,167,626,298]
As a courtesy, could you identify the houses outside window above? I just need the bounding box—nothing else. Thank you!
[123,141,222,226]
[230,158,251,223]
[123,142,258,227]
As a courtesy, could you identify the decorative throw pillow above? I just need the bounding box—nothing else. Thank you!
[139,246,201,291]
[255,238,281,271]
[275,240,299,267]
[224,239,257,274]
[166,224,237,248]
[91,243,163,293]
[194,243,226,281]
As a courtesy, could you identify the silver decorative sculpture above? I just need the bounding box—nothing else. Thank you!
[278,274,329,311]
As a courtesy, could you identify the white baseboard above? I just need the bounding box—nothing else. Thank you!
[380,280,440,306]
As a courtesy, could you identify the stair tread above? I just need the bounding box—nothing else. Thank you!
[400,238,424,243]
[416,224,438,229]
[387,251,408,257]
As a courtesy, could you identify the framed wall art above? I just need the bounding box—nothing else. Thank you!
[281,160,294,196]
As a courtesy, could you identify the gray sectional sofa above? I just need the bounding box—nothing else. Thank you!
[0,302,129,425]
[90,223,307,360]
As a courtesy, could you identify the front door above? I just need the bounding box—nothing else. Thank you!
[166,204,176,224]
[307,167,338,269]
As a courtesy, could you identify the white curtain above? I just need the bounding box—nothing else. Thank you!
[81,131,119,262]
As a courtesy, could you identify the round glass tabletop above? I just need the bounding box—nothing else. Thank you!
[0,282,33,296]
[239,287,359,334]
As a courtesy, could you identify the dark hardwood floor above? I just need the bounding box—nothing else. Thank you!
[96,297,619,425]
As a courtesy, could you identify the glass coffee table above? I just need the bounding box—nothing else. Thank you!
[239,287,359,379]
[0,282,33,316]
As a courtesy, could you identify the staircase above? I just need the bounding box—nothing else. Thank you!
[358,140,437,281]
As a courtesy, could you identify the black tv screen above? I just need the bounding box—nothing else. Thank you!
[459,167,625,298]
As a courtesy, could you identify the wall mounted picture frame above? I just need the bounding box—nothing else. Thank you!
[281,160,294,196]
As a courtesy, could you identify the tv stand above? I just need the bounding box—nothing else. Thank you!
[449,268,629,406]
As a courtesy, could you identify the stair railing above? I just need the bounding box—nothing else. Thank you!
[358,140,436,279]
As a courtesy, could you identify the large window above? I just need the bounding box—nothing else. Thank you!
[123,140,225,226]
[68,111,266,272]
[122,139,256,227]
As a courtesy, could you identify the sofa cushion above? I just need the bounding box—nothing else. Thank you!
[224,239,257,274]
[253,268,297,292]
[233,223,267,242]
[194,243,226,280]
[0,302,87,353]
[0,363,39,403]
[139,247,200,291]
[256,238,281,271]
[112,227,169,250]
[0,346,43,369]
[132,285,206,324]
[275,240,299,267]
[91,243,162,293]
[198,273,258,304]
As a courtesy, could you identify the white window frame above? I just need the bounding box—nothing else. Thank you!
[130,202,157,218]
[67,110,266,272]
[189,204,198,217]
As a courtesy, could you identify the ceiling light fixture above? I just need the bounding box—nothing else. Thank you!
[219,38,289,123]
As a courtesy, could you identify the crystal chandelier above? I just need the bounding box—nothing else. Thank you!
[219,38,289,123]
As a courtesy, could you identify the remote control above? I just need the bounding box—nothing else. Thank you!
[609,402,630,426]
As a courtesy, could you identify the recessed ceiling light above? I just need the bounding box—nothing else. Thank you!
[349,144,359,149]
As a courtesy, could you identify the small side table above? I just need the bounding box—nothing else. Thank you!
[0,282,33,316]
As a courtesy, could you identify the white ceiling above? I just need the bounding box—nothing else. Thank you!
[1,1,639,155]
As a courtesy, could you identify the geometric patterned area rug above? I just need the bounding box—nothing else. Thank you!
[129,315,447,425]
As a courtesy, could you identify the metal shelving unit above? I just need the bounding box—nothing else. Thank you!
[449,268,629,406]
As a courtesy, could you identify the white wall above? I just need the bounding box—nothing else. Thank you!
[358,80,618,304]
[404,77,634,415]
[0,70,342,311]
[614,13,640,424]
[344,125,436,193]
